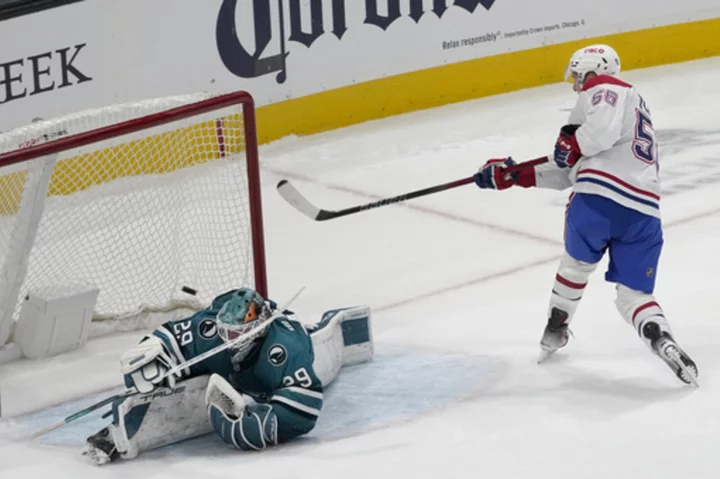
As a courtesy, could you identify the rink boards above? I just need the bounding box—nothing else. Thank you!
[0,1,718,143]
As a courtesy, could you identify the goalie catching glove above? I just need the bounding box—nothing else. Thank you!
[120,335,181,393]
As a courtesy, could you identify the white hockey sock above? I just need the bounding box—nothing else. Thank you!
[547,253,597,323]
[615,284,671,350]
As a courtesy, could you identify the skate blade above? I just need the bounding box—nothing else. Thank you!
[665,348,699,388]
[82,447,111,466]
[537,349,557,364]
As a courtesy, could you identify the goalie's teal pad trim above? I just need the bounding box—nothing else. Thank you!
[110,397,123,427]
[315,308,348,331]
[341,318,370,346]
[122,403,150,440]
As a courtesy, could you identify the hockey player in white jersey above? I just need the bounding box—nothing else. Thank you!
[472,44,698,386]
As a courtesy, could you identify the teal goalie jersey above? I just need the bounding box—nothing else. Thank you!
[150,290,323,448]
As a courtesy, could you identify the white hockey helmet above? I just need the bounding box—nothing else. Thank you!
[564,44,621,91]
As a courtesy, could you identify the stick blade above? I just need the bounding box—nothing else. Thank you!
[277,180,323,220]
[29,420,64,440]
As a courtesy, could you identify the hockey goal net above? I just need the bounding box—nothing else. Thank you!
[0,91,266,356]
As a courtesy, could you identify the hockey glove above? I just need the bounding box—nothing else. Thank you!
[120,335,180,394]
[474,157,518,190]
[553,124,582,168]
[206,374,279,451]
[205,373,247,418]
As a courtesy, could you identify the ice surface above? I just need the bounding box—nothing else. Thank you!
[2,57,720,478]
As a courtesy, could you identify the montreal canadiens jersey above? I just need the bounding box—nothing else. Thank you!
[535,75,660,218]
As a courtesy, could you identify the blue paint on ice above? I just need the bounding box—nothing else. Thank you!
[0,344,504,449]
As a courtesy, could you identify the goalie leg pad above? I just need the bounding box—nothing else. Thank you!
[309,306,373,387]
[106,375,212,460]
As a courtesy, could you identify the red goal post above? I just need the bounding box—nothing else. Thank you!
[0,91,267,353]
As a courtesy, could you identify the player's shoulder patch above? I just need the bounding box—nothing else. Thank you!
[197,318,219,340]
[267,344,288,367]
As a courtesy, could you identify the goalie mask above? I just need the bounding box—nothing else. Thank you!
[215,288,273,363]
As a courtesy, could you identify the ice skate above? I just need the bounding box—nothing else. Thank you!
[538,308,571,363]
[83,427,120,465]
[642,321,699,387]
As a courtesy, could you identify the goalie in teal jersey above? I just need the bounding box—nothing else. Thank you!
[83,288,373,465]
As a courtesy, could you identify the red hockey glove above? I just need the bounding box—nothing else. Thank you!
[474,157,517,190]
[473,157,537,190]
[553,124,582,168]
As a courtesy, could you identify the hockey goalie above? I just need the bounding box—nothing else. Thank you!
[83,288,373,464]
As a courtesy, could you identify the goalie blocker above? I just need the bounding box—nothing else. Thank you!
[84,304,373,464]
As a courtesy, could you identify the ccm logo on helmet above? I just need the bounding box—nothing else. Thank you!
[584,48,605,54]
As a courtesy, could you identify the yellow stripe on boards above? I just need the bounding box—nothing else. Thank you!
[256,17,720,145]
[0,116,245,212]
[47,117,246,197]
[1,17,717,205]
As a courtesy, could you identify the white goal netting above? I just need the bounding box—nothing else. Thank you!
[0,92,265,351]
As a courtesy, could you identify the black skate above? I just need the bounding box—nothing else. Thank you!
[538,308,571,363]
[643,321,699,387]
[83,427,121,465]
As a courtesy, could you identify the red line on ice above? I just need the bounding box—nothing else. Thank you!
[267,167,720,311]
[375,206,720,311]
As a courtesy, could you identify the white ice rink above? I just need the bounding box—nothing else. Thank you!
[2,56,720,478]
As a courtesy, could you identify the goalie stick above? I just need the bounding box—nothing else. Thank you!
[277,157,548,221]
[29,286,305,440]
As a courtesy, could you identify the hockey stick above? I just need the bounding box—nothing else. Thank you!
[28,390,135,440]
[277,157,548,221]
[28,287,305,440]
